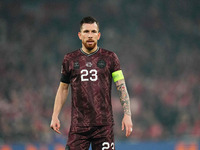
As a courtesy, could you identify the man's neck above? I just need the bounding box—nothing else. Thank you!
[82,46,98,54]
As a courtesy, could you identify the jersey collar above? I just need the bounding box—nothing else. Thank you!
[80,47,100,56]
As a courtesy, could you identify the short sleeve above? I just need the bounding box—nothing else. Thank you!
[60,55,71,84]
[111,52,121,73]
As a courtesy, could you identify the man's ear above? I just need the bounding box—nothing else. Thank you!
[78,32,82,40]
[98,32,101,40]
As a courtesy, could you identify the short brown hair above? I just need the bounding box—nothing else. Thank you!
[80,16,99,31]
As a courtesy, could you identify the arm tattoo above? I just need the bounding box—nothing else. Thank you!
[116,83,131,116]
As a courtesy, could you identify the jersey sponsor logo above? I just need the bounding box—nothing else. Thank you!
[97,59,106,68]
[86,62,92,67]
[74,62,80,69]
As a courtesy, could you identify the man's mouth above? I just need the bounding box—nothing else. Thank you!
[87,40,94,44]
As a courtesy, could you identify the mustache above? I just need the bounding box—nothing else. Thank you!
[86,40,94,42]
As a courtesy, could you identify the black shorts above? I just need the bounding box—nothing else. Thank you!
[66,125,115,150]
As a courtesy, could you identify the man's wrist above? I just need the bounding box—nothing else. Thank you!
[52,113,59,119]
[124,112,131,117]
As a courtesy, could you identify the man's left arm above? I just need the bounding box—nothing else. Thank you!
[115,79,133,137]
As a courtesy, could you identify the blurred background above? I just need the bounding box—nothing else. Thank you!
[0,0,200,149]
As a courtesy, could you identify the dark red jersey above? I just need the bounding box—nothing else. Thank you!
[61,48,121,126]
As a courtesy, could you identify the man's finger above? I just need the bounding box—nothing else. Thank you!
[122,122,124,131]
[51,125,56,131]
[127,127,133,137]
[126,125,129,136]
[54,129,61,134]
[57,123,60,129]
[50,125,55,130]
[51,125,61,134]
[130,128,133,132]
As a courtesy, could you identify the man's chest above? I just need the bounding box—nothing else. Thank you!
[69,56,111,82]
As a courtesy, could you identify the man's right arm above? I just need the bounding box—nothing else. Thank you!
[50,82,69,134]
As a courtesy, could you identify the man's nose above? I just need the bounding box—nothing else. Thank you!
[88,32,93,38]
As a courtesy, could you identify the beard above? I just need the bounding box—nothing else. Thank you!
[82,40,97,51]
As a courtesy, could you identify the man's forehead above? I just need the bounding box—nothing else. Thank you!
[81,23,99,31]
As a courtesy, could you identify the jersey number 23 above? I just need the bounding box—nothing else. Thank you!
[81,69,98,81]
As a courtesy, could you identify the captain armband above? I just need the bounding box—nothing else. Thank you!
[112,70,124,82]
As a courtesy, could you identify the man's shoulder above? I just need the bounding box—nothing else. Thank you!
[64,49,81,59]
[99,48,116,56]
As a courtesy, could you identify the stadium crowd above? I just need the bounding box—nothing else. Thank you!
[0,0,200,144]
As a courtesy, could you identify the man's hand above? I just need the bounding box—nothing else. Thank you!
[122,114,133,137]
[50,117,61,134]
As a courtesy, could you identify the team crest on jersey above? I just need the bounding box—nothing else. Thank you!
[74,62,80,69]
[97,59,106,68]
[86,62,92,67]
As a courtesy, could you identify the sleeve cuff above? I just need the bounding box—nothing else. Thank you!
[60,73,70,84]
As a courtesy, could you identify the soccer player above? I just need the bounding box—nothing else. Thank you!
[50,16,133,150]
